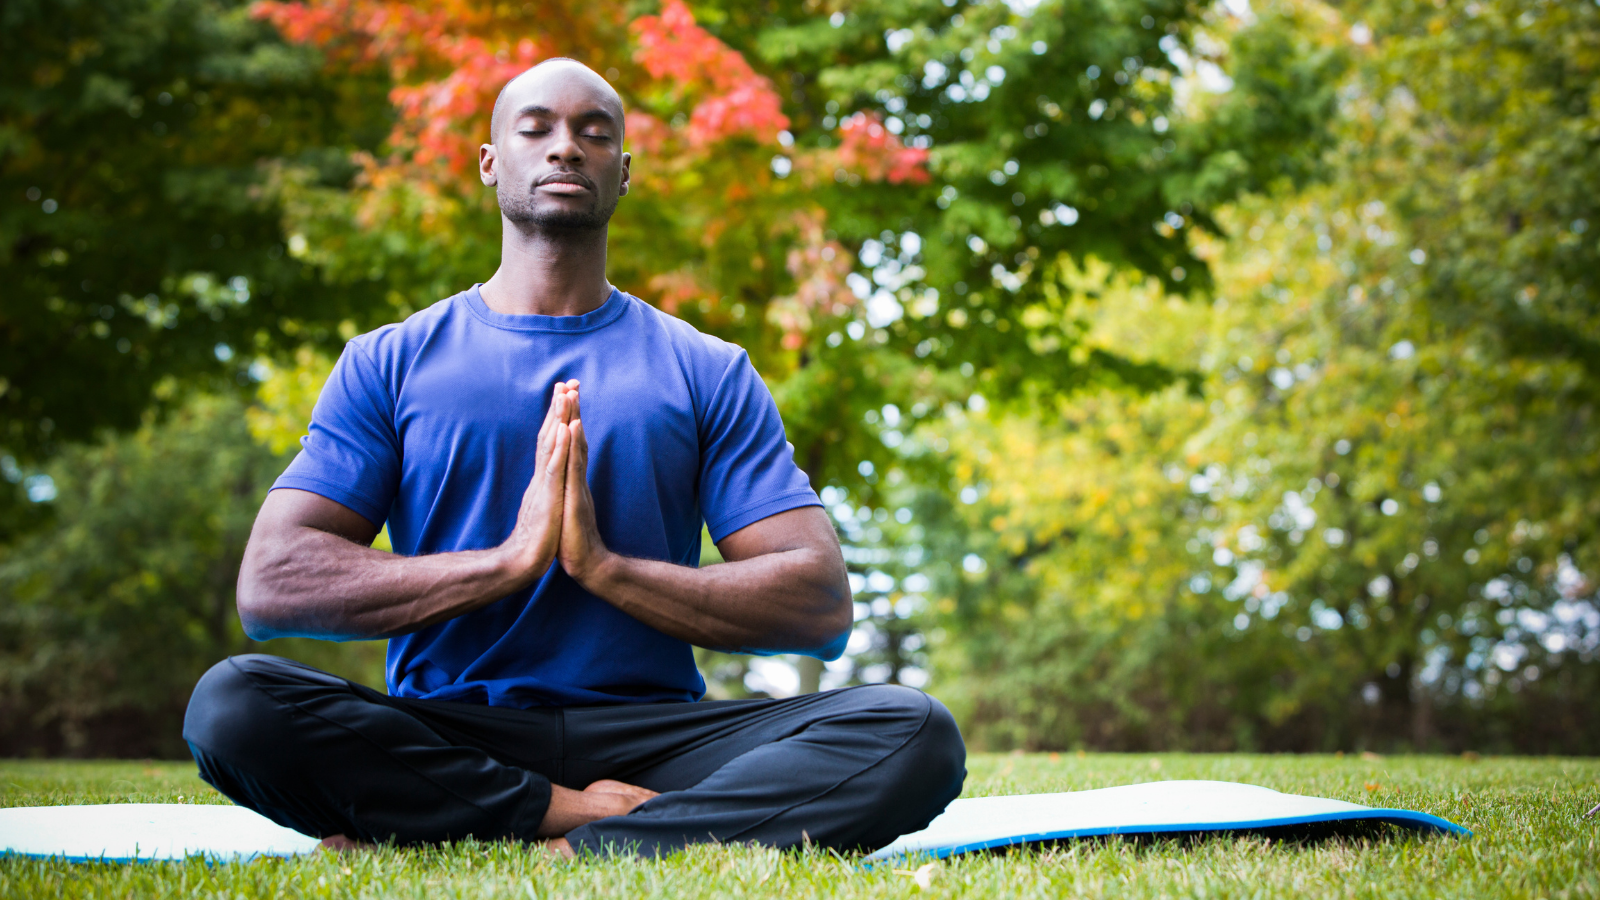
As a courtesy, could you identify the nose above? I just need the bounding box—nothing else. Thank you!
[547,124,584,165]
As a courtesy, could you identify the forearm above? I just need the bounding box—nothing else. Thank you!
[237,528,532,641]
[580,548,851,655]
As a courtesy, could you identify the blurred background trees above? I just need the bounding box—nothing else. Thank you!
[2,0,1595,756]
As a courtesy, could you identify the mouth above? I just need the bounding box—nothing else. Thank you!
[536,172,595,195]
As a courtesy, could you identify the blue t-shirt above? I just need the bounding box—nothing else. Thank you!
[272,285,829,708]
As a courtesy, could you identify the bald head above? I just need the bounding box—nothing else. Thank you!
[490,58,625,145]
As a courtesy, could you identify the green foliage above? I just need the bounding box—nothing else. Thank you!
[0,0,393,466]
[3,755,1599,899]
[905,0,1600,752]
[269,0,1344,508]
[920,199,1600,752]
[4,0,1594,758]
[0,394,383,757]
[1350,0,1600,382]
[679,0,1350,461]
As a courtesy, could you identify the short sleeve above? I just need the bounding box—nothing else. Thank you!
[697,351,821,542]
[271,341,401,528]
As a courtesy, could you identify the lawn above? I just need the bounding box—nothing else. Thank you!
[2,753,1596,899]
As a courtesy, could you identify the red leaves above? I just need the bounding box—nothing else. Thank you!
[630,0,789,148]
[388,39,545,175]
[253,0,603,182]
[835,112,931,185]
[256,0,927,190]
[768,211,858,350]
[252,0,928,358]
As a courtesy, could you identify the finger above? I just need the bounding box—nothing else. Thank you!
[568,388,583,424]
[569,420,589,482]
[546,420,570,476]
[539,382,565,440]
[544,390,563,438]
[537,391,563,467]
[564,421,586,492]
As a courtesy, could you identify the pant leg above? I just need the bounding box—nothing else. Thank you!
[182,654,556,845]
[563,684,966,857]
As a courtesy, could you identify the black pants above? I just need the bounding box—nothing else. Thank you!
[182,655,966,856]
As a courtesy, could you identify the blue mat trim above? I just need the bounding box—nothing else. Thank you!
[919,808,1471,858]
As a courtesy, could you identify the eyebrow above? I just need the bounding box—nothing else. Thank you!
[514,105,619,126]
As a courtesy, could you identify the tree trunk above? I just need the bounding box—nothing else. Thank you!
[797,655,824,694]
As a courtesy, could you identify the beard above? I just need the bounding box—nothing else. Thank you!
[497,180,619,232]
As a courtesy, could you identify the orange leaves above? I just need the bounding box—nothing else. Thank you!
[256,0,928,200]
[624,111,670,155]
[629,0,788,148]
[252,0,359,53]
[387,39,545,176]
[644,269,705,316]
[835,112,930,185]
[768,211,857,350]
[254,0,616,184]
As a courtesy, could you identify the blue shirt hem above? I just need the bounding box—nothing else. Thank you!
[270,474,389,528]
[706,487,823,542]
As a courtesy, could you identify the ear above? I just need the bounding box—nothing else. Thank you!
[479,143,498,187]
[618,151,631,197]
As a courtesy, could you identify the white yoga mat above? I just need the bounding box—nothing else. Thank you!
[0,780,1468,863]
[0,803,320,862]
[865,779,1470,861]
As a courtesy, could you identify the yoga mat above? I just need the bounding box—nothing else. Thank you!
[864,779,1470,861]
[1,780,1468,862]
[0,803,319,862]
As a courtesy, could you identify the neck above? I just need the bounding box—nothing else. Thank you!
[480,217,613,317]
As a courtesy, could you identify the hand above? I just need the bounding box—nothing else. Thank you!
[498,381,577,585]
[557,387,614,586]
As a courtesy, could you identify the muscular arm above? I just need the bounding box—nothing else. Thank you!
[235,384,577,641]
[558,391,852,655]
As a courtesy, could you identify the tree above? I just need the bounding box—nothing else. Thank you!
[251,0,1341,486]
[0,0,392,475]
[248,0,1341,692]
[0,393,384,757]
[910,0,1600,751]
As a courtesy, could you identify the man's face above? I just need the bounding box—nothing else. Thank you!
[480,63,630,232]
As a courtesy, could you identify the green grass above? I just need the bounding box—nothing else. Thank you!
[3,753,1597,899]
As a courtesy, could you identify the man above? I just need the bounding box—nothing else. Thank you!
[182,59,966,858]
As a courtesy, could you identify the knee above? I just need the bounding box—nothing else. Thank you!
[907,692,967,799]
[182,655,299,761]
[849,685,967,791]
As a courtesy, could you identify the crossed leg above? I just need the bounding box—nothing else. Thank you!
[183,654,966,856]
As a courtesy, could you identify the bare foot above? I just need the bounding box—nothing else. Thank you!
[582,779,659,812]
[536,779,658,837]
[318,834,374,853]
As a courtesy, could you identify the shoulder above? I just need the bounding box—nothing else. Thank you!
[619,292,748,378]
[344,291,468,371]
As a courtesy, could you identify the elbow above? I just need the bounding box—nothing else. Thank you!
[798,582,854,662]
[235,568,288,642]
